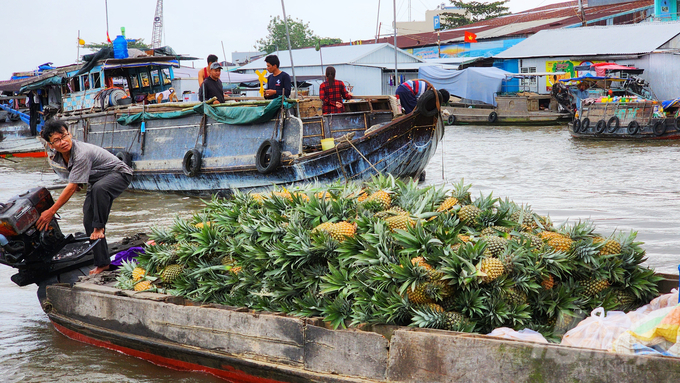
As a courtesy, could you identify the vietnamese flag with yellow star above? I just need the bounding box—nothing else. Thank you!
[464,31,478,43]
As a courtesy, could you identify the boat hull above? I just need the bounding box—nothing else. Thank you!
[44,281,680,383]
[443,106,570,126]
[569,119,680,139]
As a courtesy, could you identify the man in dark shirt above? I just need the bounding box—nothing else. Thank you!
[36,119,133,275]
[198,62,225,104]
[263,55,291,99]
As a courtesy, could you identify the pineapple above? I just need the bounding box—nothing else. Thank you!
[160,264,184,284]
[194,221,212,229]
[520,233,543,250]
[538,231,562,241]
[356,191,369,203]
[482,236,507,257]
[230,266,243,275]
[412,307,471,332]
[504,287,528,305]
[594,237,622,256]
[134,280,153,292]
[328,221,356,241]
[385,214,416,232]
[511,208,537,231]
[457,234,471,243]
[458,205,481,226]
[132,267,146,282]
[312,221,335,234]
[579,278,610,297]
[374,206,407,219]
[612,289,637,310]
[546,234,574,253]
[436,197,459,212]
[411,256,433,271]
[406,283,433,304]
[541,274,555,290]
[480,226,511,236]
[366,190,392,210]
[476,257,505,283]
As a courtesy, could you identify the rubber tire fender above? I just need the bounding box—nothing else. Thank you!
[256,138,282,174]
[415,90,439,117]
[447,114,456,125]
[581,118,590,133]
[674,116,680,132]
[115,151,133,167]
[182,148,202,177]
[606,116,620,133]
[488,111,498,123]
[595,119,607,134]
[572,119,581,133]
[627,120,640,135]
[653,120,666,136]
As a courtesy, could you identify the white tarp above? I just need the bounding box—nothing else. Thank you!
[418,66,512,106]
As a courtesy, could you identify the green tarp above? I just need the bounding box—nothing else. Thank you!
[116,97,290,126]
[19,76,64,93]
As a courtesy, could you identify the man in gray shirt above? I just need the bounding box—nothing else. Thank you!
[36,119,133,274]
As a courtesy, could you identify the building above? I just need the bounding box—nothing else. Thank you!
[238,43,452,96]
[493,21,680,99]
[395,4,465,35]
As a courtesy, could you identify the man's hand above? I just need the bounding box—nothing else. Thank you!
[36,209,55,231]
[212,100,220,105]
[264,89,276,97]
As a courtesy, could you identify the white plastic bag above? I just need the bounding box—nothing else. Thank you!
[487,327,549,343]
[633,290,679,316]
[561,307,633,350]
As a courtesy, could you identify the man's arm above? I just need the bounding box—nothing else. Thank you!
[36,183,79,231]
[198,68,205,86]
[280,74,292,97]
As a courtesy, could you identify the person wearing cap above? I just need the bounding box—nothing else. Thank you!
[198,54,218,86]
[263,55,291,99]
[198,62,225,104]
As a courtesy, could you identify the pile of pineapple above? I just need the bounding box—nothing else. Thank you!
[115,175,661,340]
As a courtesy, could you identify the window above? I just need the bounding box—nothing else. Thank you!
[151,69,160,86]
[81,74,90,90]
[91,72,102,88]
[520,67,537,90]
[130,74,140,89]
[140,72,150,87]
[161,68,172,85]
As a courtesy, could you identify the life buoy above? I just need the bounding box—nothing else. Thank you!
[255,138,281,174]
[447,114,456,125]
[182,149,202,177]
[606,116,620,133]
[653,121,666,136]
[627,121,640,135]
[595,119,606,134]
[572,119,581,133]
[581,118,590,133]
[488,111,498,123]
[415,90,439,117]
[115,151,133,167]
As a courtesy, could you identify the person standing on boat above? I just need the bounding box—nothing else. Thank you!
[395,79,428,114]
[198,54,218,86]
[319,66,352,114]
[572,82,590,112]
[36,120,133,275]
[198,62,225,104]
[263,55,291,99]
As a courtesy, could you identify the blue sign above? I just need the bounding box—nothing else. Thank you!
[433,15,441,30]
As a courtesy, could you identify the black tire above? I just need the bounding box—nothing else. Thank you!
[415,90,439,117]
[653,121,666,136]
[606,116,620,133]
[595,119,606,134]
[572,119,581,133]
[447,114,456,125]
[115,151,133,167]
[581,118,590,133]
[488,111,498,123]
[627,121,640,135]
[674,117,680,132]
[182,149,202,177]
[255,138,281,174]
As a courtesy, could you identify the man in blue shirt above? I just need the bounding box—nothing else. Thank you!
[572,82,590,112]
[263,55,291,99]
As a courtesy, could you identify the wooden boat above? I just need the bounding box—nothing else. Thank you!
[44,55,440,194]
[2,188,680,382]
[444,93,571,126]
[0,97,47,158]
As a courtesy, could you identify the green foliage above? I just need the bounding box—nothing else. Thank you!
[255,16,342,54]
[85,38,152,51]
[441,0,511,29]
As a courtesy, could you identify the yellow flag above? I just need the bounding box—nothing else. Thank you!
[78,38,85,46]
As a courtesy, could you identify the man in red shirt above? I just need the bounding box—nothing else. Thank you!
[319,66,352,114]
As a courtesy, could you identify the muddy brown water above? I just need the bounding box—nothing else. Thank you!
[1,124,679,382]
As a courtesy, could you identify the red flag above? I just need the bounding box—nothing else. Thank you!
[464,31,478,43]
[106,31,112,43]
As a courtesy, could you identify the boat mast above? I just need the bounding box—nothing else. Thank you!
[280,0,299,113]
[393,0,398,87]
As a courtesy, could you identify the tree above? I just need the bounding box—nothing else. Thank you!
[255,16,342,53]
[441,0,511,29]
[85,38,152,51]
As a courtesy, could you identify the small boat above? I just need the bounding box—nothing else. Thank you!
[39,52,441,194]
[2,187,680,383]
[418,67,571,126]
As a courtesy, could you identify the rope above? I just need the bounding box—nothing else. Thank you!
[337,133,380,175]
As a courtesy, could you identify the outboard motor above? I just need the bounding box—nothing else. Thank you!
[0,188,96,288]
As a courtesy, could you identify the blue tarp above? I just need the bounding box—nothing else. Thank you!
[418,66,512,106]
[662,98,680,110]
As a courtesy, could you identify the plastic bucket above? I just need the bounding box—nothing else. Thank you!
[321,138,335,150]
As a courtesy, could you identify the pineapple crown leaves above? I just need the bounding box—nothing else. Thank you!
[321,295,354,329]
[392,222,443,258]
[439,243,482,287]
[392,255,432,295]
[118,259,139,278]
[290,291,326,318]
[448,178,473,205]
[149,225,177,244]
[319,263,359,297]
[170,215,201,242]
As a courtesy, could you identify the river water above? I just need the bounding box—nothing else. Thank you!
[1,124,679,382]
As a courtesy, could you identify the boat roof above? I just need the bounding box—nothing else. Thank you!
[495,21,680,58]
[100,56,180,70]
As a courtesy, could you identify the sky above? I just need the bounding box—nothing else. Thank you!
[0,0,564,80]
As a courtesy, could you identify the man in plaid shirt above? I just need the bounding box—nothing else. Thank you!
[320,66,352,114]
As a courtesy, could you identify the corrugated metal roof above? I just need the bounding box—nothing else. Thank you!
[495,21,680,58]
[238,43,421,70]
